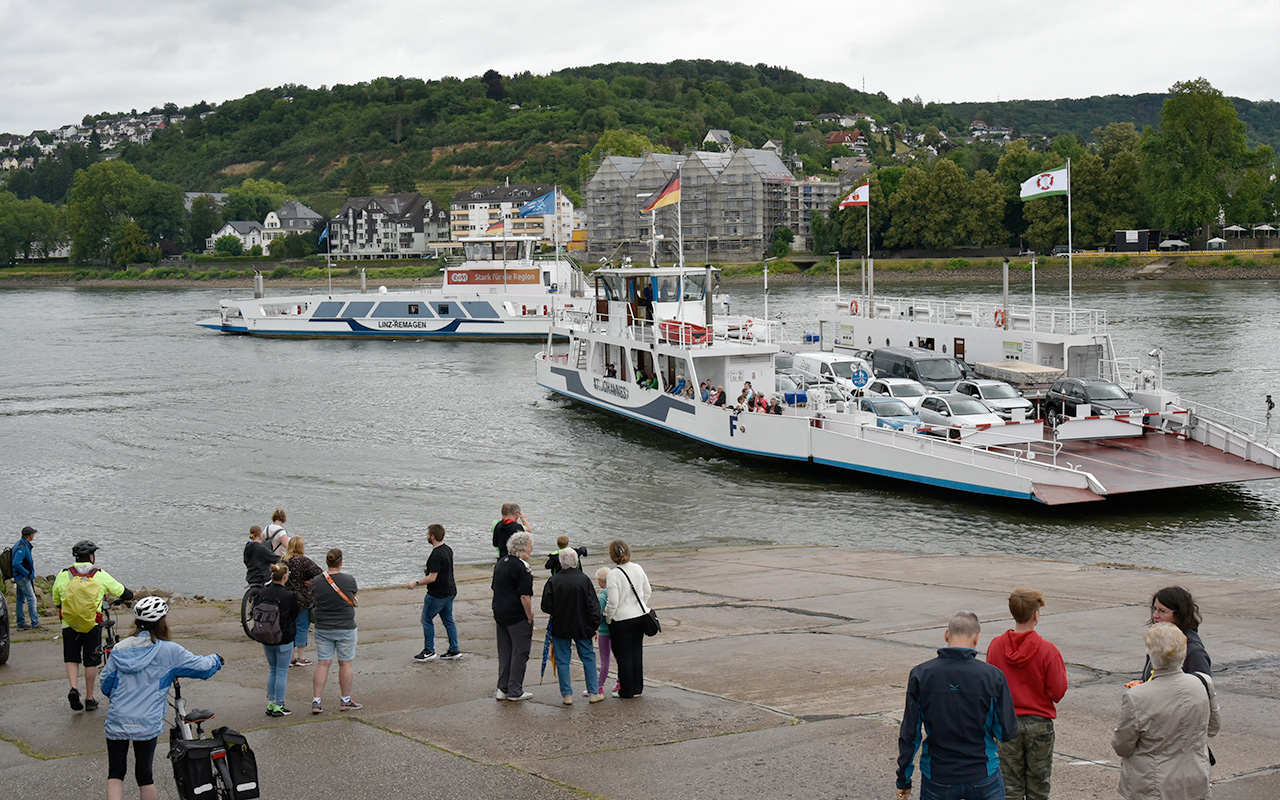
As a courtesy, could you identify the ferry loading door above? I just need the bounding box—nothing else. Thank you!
[953,338,966,361]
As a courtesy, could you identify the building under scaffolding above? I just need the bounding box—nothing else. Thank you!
[585,149,794,264]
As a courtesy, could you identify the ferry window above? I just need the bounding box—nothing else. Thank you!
[408,304,419,315]
[543,272,551,286]
[654,276,679,301]
[463,242,491,261]
[434,303,465,318]
[598,274,624,300]
[496,242,518,260]
[462,301,499,319]
[313,301,344,317]
[344,301,374,317]
[682,273,707,300]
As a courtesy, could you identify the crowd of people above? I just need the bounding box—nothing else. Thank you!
[7,518,1225,800]
[895,585,1219,800]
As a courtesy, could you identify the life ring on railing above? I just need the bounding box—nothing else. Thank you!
[849,300,859,315]
[994,309,1006,326]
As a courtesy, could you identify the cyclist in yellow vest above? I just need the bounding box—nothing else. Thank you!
[51,540,134,712]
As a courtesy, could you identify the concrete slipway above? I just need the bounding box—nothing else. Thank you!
[3,546,1277,799]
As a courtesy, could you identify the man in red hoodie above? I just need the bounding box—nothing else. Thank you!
[985,588,1068,800]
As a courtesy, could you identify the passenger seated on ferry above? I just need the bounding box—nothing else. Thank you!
[635,368,646,386]
[684,384,695,400]
[646,375,658,390]
[755,395,770,413]
[605,363,617,379]
[669,375,686,395]
[700,381,711,403]
[770,397,783,415]
[735,391,750,410]
[713,386,726,407]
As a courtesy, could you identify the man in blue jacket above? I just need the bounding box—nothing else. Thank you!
[13,526,43,630]
[896,611,1018,800]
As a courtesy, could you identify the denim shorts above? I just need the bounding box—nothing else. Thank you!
[314,627,357,662]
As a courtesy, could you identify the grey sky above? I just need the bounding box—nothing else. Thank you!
[3,0,1277,135]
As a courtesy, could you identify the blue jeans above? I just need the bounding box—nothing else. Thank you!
[919,771,1005,800]
[14,578,38,627]
[263,642,294,705]
[552,636,599,698]
[295,608,311,649]
[421,594,459,653]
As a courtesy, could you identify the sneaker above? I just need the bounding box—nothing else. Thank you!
[293,658,313,667]
[30,624,46,632]
[311,699,322,714]
[588,693,604,703]
[508,691,533,702]
[68,689,83,711]
[266,706,283,718]
[84,699,99,712]
[494,689,508,701]
[413,649,437,662]
[562,695,573,706]
[611,691,622,699]
[16,624,30,631]
[339,699,363,711]
[440,651,463,660]
[277,705,293,716]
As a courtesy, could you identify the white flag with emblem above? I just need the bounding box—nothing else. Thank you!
[1019,167,1069,200]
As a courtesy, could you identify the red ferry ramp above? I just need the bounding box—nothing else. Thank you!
[1026,417,1280,504]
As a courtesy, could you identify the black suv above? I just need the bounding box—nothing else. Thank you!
[1044,378,1146,421]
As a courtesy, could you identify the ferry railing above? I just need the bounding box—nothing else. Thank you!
[811,414,1106,494]
[1178,399,1273,448]
[819,294,1109,336]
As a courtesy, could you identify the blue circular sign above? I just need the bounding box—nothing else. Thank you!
[851,368,870,388]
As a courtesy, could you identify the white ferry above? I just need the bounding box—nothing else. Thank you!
[196,236,590,340]
[536,264,1280,505]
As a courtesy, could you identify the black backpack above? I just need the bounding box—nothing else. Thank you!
[0,546,12,581]
[248,594,283,645]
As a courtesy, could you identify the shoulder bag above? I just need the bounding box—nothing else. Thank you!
[618,566,659,637]
[323,572,357,607]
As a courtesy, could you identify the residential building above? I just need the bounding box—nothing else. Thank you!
[328,192,434,259]
[825,130,869,155]
[585,148,794,263]
[816,113,857,128]
[787,178,849,250]
[207,221,265,252]
[449,183,572,244]
[702,129,733,150]
[183,191,229,212]
[262,200,323,243]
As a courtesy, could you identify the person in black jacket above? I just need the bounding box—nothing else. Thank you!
[540,548,603,704]
[896,611,1017,800]
[1139,586,1210,681]
[257,563,299,717]
[244,525,280,588]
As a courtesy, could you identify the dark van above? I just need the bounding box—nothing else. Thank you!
[871,347,968,392]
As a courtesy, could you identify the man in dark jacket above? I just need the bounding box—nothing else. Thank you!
[896,611,1018,800]
[540,548,603,704]
[13,526,43,630]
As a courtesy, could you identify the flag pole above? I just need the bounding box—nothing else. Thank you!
[866,188,874,319]
[1067,158,1073,314]
[676,167,684,268]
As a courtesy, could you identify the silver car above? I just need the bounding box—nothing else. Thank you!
[917,394,1005,437]
[954,379,1034,420]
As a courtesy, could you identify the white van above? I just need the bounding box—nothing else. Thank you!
[792,352,873,393]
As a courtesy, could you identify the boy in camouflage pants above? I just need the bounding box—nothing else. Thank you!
[985,588,1068,800]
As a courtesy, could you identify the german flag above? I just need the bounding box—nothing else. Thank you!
[486,218,504,234]
[640,172,681,214]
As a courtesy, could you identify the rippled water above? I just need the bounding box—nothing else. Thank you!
[2,278,1278,598]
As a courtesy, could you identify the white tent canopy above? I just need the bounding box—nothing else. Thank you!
[1159,239,1189,246]
[1207,237,1227,243]
[1223,224,1247,231]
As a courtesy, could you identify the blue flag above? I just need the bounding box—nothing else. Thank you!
[318,225,329,242]
[517,191,556,218]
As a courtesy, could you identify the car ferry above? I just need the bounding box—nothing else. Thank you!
[536,264,1280,505]
[196,236,591,340]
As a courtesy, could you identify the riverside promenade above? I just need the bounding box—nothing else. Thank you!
[3,545,1277,799]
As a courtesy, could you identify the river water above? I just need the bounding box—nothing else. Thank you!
[2,278,1278,598]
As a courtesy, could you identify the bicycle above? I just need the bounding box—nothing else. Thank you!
[101,597,124,663]
[168,678,260,799]
[240,585,262,639]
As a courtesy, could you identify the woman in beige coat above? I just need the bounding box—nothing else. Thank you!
[1112,622,1220,800]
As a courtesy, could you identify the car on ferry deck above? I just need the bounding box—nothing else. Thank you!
[1044,378,1146,420]
[916,394,1005,436]
[857,397,922,430]
[954,379,1035,420]
[864,377,930,410]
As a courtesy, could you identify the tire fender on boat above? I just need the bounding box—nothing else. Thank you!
[994,308,1006,326]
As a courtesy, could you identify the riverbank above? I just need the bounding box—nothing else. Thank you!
[4,545,1276,799]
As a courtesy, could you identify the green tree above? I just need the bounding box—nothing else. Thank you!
[267,232,316,259]
[577,129,666,187]
[109,220,159,267]
[188,195,223,252]
[966,170,1006,246]
[1141,77,1265,236]
[0,193,65,263]
[223,178,287,222]
[214,234,243,256]
[387,158,417,193]
[66,161,147,262]
[768,226,794,257]
[129,179,187,253]
[346,159,371,198]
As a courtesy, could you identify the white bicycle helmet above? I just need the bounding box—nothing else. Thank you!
[133,596,169,622]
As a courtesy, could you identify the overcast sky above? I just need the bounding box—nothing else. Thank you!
[3,0,1277,135]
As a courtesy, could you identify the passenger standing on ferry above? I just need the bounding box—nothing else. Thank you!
[265,509,290,557]
[743,381,755,401]
[640,284,654,319]
[605,363,617,378]
[492,503,530,559]
[244,526,280,588]
[605,539,652,699]
[284,536,323,667]
[492,532,535,701]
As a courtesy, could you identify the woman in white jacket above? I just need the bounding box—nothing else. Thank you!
[604,540,651,698]
[1112,622,1219,800]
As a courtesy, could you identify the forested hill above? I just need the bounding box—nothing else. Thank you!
[10,60,1280,204]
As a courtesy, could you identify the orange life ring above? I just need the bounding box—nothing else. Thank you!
[849,300,859,315]
[994,309,1006,326]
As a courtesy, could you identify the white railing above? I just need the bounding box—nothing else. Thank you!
[1179,399,1273,446]
[818,294,1109,336]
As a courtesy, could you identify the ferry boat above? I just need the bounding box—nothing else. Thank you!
[196,236,590,340]
[536,263,1280,505]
